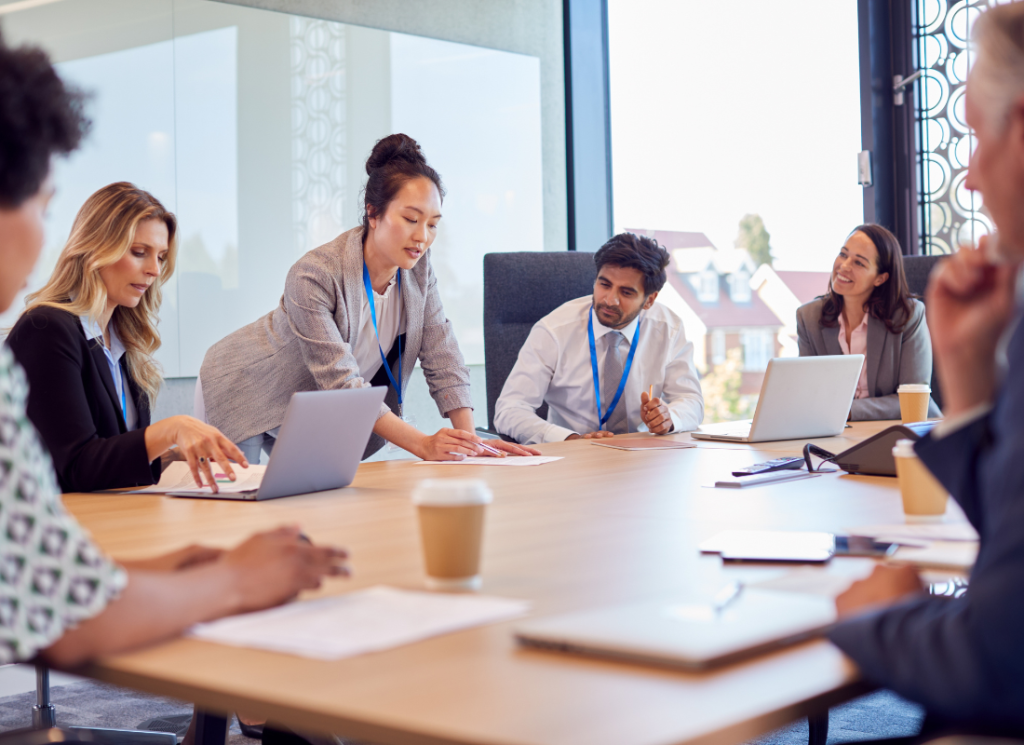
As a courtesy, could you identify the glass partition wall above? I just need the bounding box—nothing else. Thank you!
[0,0,543,372]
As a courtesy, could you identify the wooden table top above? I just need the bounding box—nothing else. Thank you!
[62,420,945,745]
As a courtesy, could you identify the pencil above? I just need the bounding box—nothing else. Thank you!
[649,385,653,400]
[478,441,506,457]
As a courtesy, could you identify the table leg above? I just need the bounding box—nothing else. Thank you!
[194,710,229,745]
[808,711,829,745]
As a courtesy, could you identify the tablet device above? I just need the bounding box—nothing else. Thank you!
[700,530,836,563]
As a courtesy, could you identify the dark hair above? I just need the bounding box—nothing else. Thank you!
[594,232,671,296]
[0,31,89,207]
[821,223,914,334]
[361,133,445,236]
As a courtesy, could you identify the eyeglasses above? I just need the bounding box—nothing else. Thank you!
[803,443,839,473]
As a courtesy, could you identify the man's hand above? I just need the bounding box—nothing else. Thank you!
[640,391,673,435]
[927,241,1020,416]
[835,565,923,618]
[565,431,615,440]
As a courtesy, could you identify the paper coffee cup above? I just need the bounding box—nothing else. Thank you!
[412,479,492,591]
[892,439,947,518]
[897,384,931,424]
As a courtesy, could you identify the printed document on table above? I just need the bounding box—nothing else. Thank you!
[848,523,979,542]
[416,456,562,466]
[188,585,530,660]
[128,461,266,494]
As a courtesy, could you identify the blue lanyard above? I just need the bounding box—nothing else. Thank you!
[588,309,641,429]
[118,366,126,418]
[362,262,403,407]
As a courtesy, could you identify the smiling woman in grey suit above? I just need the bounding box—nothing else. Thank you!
[796,224,940,421]
[199,134,538,462]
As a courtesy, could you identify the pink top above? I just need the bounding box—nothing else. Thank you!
[838,312,869,399]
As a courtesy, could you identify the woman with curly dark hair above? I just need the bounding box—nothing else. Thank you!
[796,223,940,420]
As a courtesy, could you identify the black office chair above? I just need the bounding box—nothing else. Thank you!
[903,254,947,412]
[481,251,597,439]
[25,665,175,745]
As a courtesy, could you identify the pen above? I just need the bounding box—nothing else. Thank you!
[478,441,506,457]
[711,581,744,617]
[649,384,653,400]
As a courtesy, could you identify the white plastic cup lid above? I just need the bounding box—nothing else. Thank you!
[897,384,931,393]
[412,478,493,506]
[892,438,917,459]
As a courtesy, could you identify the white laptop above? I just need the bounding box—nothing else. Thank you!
[174,386,386,501]
[692,355,864,443]
[515,588,837,670]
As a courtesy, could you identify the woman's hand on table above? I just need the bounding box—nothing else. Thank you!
[224,526,349,613]
[415,428,487,460]
[146,415,248,492]
[478,439,541,457]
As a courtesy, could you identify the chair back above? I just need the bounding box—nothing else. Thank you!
[483,252,597,433]
[902,254,946,411]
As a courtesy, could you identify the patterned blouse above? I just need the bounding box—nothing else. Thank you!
[0,345,126,663]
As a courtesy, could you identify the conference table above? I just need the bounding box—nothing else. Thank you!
[62,420,965,745]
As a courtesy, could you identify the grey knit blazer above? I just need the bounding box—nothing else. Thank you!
[200,227,473,456]
[796,297,941,421]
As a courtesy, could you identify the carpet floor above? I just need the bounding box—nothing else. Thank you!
[0,680,924,745]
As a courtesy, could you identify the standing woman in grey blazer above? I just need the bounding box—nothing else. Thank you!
[796,223,940,421]
[199,134,538,462]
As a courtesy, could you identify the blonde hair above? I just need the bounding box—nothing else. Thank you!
[25,182,177,407]
[971,2,1024,134]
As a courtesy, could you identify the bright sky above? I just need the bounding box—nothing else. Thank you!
[608,0,863,271]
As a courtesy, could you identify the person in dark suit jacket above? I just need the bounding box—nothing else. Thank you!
[797,223,940,420]
[6,182,246,493]
[827,3,1024,736]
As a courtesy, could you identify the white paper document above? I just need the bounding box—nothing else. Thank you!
[128,462,266,495]
[188,585,530,660]
[849,523,979,543]
[416,456,562,467]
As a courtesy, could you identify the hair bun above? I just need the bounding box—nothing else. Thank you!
[366,133,426,175]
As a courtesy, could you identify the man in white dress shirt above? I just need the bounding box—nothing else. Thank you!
[494,233,704,444]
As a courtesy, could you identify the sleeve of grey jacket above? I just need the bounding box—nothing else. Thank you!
[850,305,939,421]
[416,260,473,417]
[281,257,383,413]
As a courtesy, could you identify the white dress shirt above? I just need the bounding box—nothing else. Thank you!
[494,296,704,444]
[79,316,138,431]
[837,312,869,399]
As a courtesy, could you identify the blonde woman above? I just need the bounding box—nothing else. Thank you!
[6,182,246,493]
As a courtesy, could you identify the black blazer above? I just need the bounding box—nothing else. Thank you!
[828,314,1024,735]
[5,305,160,492]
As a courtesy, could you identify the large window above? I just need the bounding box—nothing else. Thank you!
[915,0,990,255]
[0,0,543,372]
[608,0,861,418]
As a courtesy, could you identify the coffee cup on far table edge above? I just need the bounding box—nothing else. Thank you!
[892,439,948,520]
[412,479,492,591]
[897,383,931,424]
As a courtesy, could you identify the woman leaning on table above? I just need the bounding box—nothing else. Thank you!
[796,223,940,421]
[6,182,248,493]
[0,27,345,679]
[198,133,538,462]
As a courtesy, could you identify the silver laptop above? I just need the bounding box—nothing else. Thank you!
[515,588,837,670]
[692,355,864,443]
[180,387,386,501]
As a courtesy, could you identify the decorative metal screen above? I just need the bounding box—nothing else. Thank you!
[915,0,994,255]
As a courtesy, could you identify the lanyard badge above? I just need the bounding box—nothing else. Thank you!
[362,262,403,416]
[587,309,641,430]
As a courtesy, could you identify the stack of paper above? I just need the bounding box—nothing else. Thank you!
[189,586,530,660]
[128,462,266,495]
[416,456,561,467]
[849,522,979,571]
